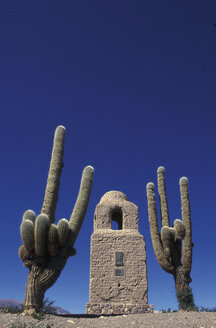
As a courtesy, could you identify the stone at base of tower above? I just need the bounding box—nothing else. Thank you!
[86,303,154,315]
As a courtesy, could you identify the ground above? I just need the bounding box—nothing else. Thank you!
[0,311,216,328]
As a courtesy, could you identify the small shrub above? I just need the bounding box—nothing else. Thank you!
[199,306,216,312]
[42,297,56,315]
[0,305,22,314]
[161,308,172,313]
[31,311,45,320]
[31,298,56,320]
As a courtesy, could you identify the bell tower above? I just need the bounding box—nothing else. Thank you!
[86,191,153,315]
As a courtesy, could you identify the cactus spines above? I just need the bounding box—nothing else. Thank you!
[19,126,94,314]
[57,219,69,247]
[18,245,33,268]
[19,245,30,262]
[48,224,59,256]
[157,166,170,227]
[161,226,173,258]
[179,176,188,185]
[20,220,35,254]
[174,219,185,238]
[179,176,192,275]
[41,125,65,223]
[34,214,49,257]
[22,210,36,223]
[146,182,174,273]
[69,165,94,245]
[146,167,195,310]
[146,182,154,190]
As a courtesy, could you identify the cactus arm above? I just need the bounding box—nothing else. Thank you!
[48,224,59,257]
[179,177,192,274]
[22,210,36,223]
[68,165,94,246]
[19,245,30,261]
[57,219,69,247]
[34,214,49,257]
[41,126,65,223]
[20,220,35,254]
[157,166,170,227]
[174,219,185,238]
[161,226,173,258]
[146,182,174,273]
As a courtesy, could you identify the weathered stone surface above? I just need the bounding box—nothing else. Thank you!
[86,190,153,315]
[85,303,154,315]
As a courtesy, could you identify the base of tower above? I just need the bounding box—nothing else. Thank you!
[86,303,154,315]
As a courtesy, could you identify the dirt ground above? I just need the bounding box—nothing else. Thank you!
[0,311,216,328]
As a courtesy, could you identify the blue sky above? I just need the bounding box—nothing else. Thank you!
[0,1,216,313]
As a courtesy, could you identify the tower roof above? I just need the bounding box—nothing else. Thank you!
[99,190,129,203]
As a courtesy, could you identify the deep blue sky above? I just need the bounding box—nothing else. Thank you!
[0,1,216,313]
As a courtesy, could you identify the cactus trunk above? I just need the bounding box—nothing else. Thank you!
[23,256,68,313]
[174,266,190,293]
[23,265,45,314]
[174,266,195,310]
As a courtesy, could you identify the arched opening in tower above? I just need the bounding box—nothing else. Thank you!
[111,208,123,230]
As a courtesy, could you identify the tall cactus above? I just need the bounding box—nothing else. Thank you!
[19,126,94,314]
[146,166,195,310]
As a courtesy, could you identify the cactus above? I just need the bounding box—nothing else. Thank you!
[19,126,94,314]
[48,224,59,257]
[146,166,195,310]
[57,219,69,247]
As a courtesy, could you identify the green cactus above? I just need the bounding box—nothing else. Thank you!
[57,219,69,247]
[20,220,35,252]
[19,245,30,262]
[48,224,59,257]
[34,214,50,257]
[22,210,36,224]
[19,126,94,314]
[146,166,195,310]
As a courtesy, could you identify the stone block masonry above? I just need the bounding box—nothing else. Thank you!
[86,303,154,315]
[86,191,153,315]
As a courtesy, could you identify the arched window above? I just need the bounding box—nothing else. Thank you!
[111,208,123,230]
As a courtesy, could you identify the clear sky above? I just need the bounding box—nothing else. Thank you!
[0,0,216,313]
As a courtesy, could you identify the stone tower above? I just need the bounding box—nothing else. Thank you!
[86,191,153,315]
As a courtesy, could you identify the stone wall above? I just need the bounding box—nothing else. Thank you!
[86,302,154,315]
